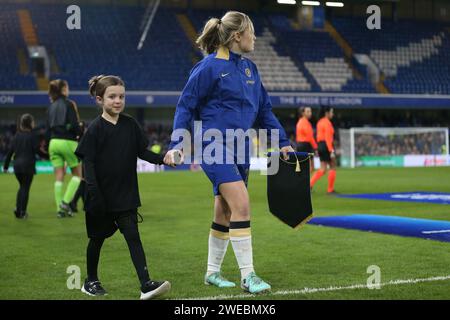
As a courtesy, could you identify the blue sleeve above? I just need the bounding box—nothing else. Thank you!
[256,82,290,148]
[169,62,214,150]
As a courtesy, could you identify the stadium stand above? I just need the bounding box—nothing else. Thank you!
[0,4,36,90]
[304,57,353,92]
[245,28,311,91]
[332,18,450,94]
[0,4,448,94]
[267,14,375,93]
[1,3,194,90]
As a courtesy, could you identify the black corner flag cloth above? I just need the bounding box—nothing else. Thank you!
[267,152,313,229]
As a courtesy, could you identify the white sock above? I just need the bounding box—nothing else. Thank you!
[229,222,255,280]
[207,224,230,276]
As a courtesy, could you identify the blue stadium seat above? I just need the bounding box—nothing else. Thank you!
[332,18,450,94]
[0,5,447,95]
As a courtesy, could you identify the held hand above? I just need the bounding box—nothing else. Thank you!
[164,149,184,167]
[280,145,295,161]
[330,151,336,159]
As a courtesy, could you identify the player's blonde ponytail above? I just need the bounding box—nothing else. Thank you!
[196,11,254,54]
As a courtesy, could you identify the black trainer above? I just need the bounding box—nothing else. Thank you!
[81,279,107,296]
[140,280,171,300]
[18,211,28,219]
[327,190,340,196]
[15,210,28,219]
[60,201,74,217]
[57,210,66,218]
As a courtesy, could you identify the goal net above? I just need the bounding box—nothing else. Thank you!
[339,127,449,168]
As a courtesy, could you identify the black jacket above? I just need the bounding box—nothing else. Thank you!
[3,130,46,175]
[46,97,81,142]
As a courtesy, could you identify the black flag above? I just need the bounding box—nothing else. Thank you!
[267,152,313,229]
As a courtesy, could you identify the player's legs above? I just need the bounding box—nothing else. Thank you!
[53,167,65,215]
[14,172,33,218]
[14,172,24,217]
[218,181,250,221]
[20,173,33,217]
[59,164,81,214]
[60,141,81,213]
[116,212,150,286]
[70,164,82,177]
[82,211,117,297]
[54,167,65,181]
[327,157,337,193]
[310,161,327,188]
[82,236,107,296]
[205,196,235,288]
[86,237,104,282]
[70,177,85,212]
[49,139,66,214]
[311,142,330,189]
[214,195,231,226]
[116,211,171,300]
[219,181,271,294]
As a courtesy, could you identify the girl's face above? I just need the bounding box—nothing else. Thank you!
[235,26,256,53]
[97,85,125,116]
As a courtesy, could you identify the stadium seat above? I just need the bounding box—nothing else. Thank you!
[332,18,450,94]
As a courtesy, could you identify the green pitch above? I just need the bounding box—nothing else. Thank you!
[0,167,449,300]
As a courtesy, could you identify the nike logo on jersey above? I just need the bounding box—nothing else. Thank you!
[221,73,230,77]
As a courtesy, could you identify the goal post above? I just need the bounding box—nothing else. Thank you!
[339,127,449,168]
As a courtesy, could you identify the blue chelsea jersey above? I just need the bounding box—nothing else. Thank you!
[170,46,290,149]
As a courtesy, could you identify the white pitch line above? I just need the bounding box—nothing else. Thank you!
[177,275,450,300]
[422,230,450,234]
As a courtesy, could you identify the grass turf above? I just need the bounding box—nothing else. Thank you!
[0,167,449,300]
